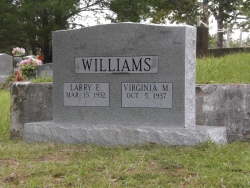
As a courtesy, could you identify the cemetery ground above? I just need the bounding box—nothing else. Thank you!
[1,53,250,187]
[197,52,250,84]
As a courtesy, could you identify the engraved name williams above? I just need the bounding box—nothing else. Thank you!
[78,56,156,72]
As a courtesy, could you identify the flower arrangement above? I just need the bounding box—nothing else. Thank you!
[37,55,43,61]
[18,58,42,78]
[12,47,25,56]
[13,70,23,81]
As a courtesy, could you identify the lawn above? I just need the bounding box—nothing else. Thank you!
[1,89,250,187]
[1,53,250,187]
[1,140,250,187]
[196,52,250,84]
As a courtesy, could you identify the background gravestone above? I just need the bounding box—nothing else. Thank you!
[24,23,227,145]
[37,63,53,78]
[0,53,12,75]
[0,53,13,85]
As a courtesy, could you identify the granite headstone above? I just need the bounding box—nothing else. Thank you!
[0,53,12,75]
[0,53,13,85]
[53,23,195,127]
[24,23,227,145]
[37,63,53,78]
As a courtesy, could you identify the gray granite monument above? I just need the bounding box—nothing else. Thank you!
[24,23,227,145]
[37,63,53,78]
[0,53,13,85]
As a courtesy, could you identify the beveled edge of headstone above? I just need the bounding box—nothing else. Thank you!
[52,22,195,34]
[24,121,227,145]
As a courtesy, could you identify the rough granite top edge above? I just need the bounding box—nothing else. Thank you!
[10,82,53,86]
[11,81,32,85]
[52,23,194,33]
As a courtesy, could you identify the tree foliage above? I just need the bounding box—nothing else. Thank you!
[0,0,26,53]
[202,0,240,48]
[108,0,200,25]
[1,0,248,55]
[108,0,248,48]
[240,0,250,30]
[16,0,84,63]
[149,0,200,25]
[0,0,107,63]
[108,0,150,22]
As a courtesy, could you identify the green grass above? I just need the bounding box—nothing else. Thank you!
[0,90,10,140]
[1,90,250,187]
[33,76,53,83]
[197,52,250,84]
[1,138,250,187]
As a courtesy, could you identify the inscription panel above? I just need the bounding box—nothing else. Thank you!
[64,83,109,106]
[122,83,172,108]
[75,56,158,73]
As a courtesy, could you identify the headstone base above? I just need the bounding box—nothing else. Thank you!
[24,122,227,145]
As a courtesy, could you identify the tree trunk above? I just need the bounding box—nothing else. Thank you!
[42,8,49,64]
[217,19,223,48]
[29,37,37,55]
[42,37,50,64]
[202,2,209,25]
